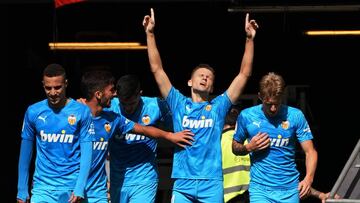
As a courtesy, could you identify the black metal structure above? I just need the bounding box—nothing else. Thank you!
[327,139,360,203]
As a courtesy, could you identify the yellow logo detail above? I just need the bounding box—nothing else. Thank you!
[104,123,111,133]
[281,121,289,130]
[68,115,76,125]
[205,105,212,111]
[142,115,151,125]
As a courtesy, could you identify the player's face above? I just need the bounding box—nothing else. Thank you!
[262,96,282,117]
[43,75,67,108]
[119,92,141,114]
[188,68,214,93]
[99,84,116,108]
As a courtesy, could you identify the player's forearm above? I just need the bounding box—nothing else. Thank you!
[136,124,170,140]
[227,38,254,102]
[232,140,250,155]
[146,32,171,97]
[74,141,92,198]
[310,187,329,201]
[239,38,254,78]
[304,149,318,184]
[147,32,163,75]
[310,187,321,198]
[17,139,33,201]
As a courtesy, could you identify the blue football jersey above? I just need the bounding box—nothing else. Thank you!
[233,104,313,188]
[85,111,135,198]
[106,97,172,186]
[166,87,232,179]
[21,99,92,191]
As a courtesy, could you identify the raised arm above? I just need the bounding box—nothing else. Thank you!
[132,123,194,148]
[227,13,258,104]
[143,8,172,98]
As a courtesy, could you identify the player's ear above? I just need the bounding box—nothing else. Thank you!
[95,91,103,100]
[257,92,262,102]
[187,79,192,87]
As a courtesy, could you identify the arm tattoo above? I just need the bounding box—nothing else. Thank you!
[232,140,249,155]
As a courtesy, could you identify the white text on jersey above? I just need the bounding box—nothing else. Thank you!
[93,141,108,150]
[125,133,146,141]
[182,116,213,128]
[40,130,74,143]
[270,137,289,147]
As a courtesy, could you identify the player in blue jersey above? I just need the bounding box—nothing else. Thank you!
[106,74,176,203]
[80,70,194,203]
[17,63,93,203]
[232,72,318,203]
[143,8,258,202]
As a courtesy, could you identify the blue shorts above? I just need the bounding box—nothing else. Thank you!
[31,188,72,203]
[249,182,299,203]
[171,179,224,203]
[110,182,157,203]
[82,191,108,203]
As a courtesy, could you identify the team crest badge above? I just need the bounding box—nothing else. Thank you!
[104,122,111,133]
[186,105,191,112]
[88,122,95,135]
[68,114,76,125]
[142,115,151,125]
[205,105,212,111]
[281,121,290,130]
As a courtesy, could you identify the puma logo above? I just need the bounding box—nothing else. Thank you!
[38,115,47,123]
[252,121,261,128]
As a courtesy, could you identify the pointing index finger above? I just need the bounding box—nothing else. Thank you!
[151,8,155,23]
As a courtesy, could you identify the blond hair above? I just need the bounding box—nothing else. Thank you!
[259,72,285,100]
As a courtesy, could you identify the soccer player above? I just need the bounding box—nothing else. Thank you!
[106,74,175,203]
[80,70,194,203]
[143,8,258,202]
[232,72,318,203]
[17,63,93,203]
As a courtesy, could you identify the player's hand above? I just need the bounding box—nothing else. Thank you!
[171,130,195,148]
[320,192,341,203]
[17,198,29,203]
[143,8,155,33]
[76,98,86,104]
[298,179,312,199]
[319,192,330,203]
[245,13,259,40]
[68,192,82,203]
[247,132,270,152]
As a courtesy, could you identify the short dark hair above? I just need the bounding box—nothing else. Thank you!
[116,74,141,100]
[190,63,215,78]
[43,63,66,78]
[81,70,115,100]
